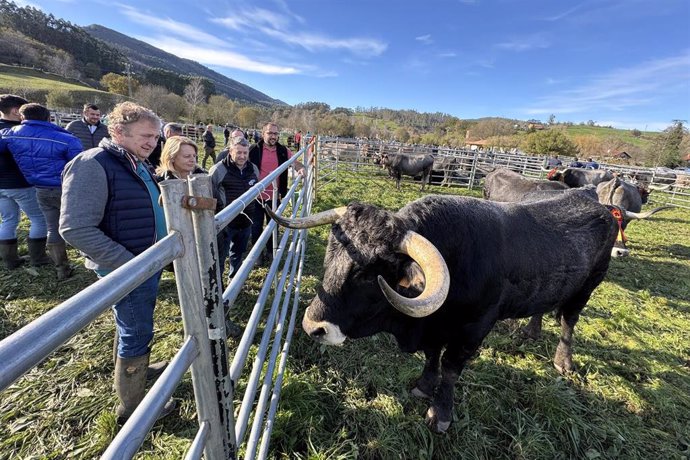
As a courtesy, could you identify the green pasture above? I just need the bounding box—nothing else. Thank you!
[0,173,688,459]
[0,64,107,95]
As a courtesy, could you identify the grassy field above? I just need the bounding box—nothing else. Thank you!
[0,64,108,95]
[0,172,689,459]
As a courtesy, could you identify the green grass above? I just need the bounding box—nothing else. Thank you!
[564,124,660,149]
[1,172,689,459]
[0,64,108,95]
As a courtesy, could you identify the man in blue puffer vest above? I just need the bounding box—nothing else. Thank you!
[59,101,175,424]
[2,103,82,279]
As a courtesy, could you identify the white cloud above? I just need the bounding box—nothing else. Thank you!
[495,34,550,52]
[524,52,690,116]
[439,52,457,58]
[415,34,433,45]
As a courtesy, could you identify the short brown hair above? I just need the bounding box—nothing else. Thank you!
[107,102,160,137]
[19,103,51,122]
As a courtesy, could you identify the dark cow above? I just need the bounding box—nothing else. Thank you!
[430,155,459,187]
[596,177,674,225]
[381,153,435,191]
[547,167,614,187]
[484,168,569,201]
[267,191,617,432]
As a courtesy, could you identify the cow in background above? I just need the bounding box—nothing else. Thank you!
[381,153,434,191]
[547,168,614,187]
[484,168,569,201]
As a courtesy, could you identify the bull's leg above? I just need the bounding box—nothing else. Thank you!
[522,313,543,340]
[411,347,441,400]
[425,324,494,433]
[553,310,580,373]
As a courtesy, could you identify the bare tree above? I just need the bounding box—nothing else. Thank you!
[184,77,206,123]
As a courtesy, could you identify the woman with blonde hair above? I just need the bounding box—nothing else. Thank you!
[155,136,205,180]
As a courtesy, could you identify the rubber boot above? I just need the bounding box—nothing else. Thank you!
[115,354,176,424]
[113,330,168,381]
[0,239,25,270]
[27,237,52,266]
[46,242,73,280]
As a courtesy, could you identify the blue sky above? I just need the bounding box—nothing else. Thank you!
[18,0,690,131]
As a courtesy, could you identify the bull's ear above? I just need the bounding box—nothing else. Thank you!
[397,261,425,296]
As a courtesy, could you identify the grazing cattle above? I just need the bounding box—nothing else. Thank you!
[267,190,618,432]
[596,177,674,226]
[484,168,569,201]
[381,153,434,190]
[547,167,614,187]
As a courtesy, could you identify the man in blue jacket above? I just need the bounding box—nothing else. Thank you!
[60,101,174,424]
[2,103,82,279]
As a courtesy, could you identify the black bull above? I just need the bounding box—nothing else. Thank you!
[381,153,435,190]
[268,192,617,432]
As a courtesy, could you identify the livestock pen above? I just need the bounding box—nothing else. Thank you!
[1,137,689,459]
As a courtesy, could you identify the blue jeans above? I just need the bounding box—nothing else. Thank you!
[218,226,251,280]
[0,187,48,240]
[35,187,64,244]
[110,271,162,358]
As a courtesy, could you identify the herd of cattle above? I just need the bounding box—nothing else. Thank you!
[269,157,675,433]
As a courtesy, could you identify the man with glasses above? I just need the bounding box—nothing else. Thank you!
[249,122,305,263]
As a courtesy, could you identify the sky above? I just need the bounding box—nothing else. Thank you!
[15,0,690,131]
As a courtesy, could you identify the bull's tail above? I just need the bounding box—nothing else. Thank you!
[625,205,675,220]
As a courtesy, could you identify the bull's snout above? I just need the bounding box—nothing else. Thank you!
[302,308,346,346]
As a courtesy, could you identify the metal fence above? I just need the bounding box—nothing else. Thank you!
[315,137,690,209]
[0,147,314,459]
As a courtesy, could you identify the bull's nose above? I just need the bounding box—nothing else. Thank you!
[611,247,630,258]
[308,325,327,339]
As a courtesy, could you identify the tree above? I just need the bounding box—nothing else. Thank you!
[134,84,172,117]
[235,107,261,128]
[631,129,642,138]
[521,129,579,157]
[394,127,410,143]
[100,73,131,96]
[206,95,236,125]
[45,89,74,110]
[656,120,687,168]
[548,114,556,125]
[183,77,206,122]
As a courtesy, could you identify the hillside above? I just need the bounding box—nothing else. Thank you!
[83,25,285,107]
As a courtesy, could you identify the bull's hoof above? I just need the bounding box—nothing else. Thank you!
[520,326,541,341]
[425,406,451,433]
[553,359,575,374]
[411,386,433,400]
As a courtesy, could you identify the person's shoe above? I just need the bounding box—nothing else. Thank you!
[27,238,52,266]
[115,354,176,424]
[146,361,169,381]
[0,239,25,270]
[47,243,74,280]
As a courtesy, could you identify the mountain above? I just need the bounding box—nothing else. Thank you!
[83,24,285,107]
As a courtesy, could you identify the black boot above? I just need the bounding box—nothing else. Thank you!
[0,239,24,270]
[115,354,176,424]
[27,237,52,266]
[47,242,73,280]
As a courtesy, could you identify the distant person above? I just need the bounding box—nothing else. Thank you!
[155,136,205,181]
[584,158,599,169]
[163,122,183,140]
[223,125,230,146]
[66,103,109,150]
[3,103,82,279]
[252,129,259,144]
[215,129,247,164]
[250,122,305,263]
[0,94,50,269]
[60,101,175,424]
[546,155,562,168]
[202,124,216,168]
[294,130,302,149]
[569,157,585,168]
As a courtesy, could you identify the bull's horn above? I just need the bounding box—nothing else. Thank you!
[265,205,347,229]
[624,205,675,220]
[647,183,673,191]
[377,231,450,318]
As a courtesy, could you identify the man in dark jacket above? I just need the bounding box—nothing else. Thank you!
[60,101,174,424]
[0,94,51,269]
[249,122,305,262]
[66,103,109,150]
[201,124,216,168]
[2,103,81,279]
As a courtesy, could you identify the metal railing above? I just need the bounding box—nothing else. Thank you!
[0,145,314,459]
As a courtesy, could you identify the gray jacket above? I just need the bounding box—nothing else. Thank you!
[65,119,109,150]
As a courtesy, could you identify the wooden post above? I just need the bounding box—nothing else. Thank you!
[160,179,230,460]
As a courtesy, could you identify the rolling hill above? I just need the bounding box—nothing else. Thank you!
[83,25,285,107]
